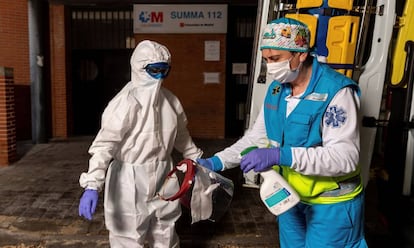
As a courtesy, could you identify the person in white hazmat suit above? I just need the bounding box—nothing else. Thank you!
[78,40,203,247]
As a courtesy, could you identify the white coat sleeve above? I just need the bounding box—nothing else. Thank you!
[79,95,132,191]
[215,107,268,170]
[289,87,360,176]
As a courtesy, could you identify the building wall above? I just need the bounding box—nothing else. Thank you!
[0,0,30,85]
[135,35,226,138]
[0,67,17,166]
[2,2,230,140]
[49,4,69,139]
[0,0,31,141]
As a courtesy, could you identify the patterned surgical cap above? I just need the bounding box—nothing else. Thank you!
[260,17,310,52]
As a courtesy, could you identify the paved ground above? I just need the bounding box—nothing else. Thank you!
[0,136,412,247]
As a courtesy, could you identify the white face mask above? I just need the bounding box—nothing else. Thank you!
[266,56,301,83]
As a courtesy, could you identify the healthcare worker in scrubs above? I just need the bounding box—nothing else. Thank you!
[78,40,203,247]
[198,18,368,247]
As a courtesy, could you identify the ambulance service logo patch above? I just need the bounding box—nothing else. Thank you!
[325,106,346,128]
[272,85,281,95]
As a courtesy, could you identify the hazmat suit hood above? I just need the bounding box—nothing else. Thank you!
[130,40,171,87]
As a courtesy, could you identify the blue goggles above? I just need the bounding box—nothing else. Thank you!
[145,62,170,79]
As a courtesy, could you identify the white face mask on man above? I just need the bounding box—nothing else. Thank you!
[266,56,301,83]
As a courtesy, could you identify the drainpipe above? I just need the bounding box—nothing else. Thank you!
[28,0,47,143]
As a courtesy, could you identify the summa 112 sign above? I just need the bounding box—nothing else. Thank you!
[133,4,228,34]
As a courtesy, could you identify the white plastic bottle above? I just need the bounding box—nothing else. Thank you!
[259,169,300,216]
[239,146,300,215]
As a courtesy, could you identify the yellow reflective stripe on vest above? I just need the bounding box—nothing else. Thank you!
[277,166,363,204]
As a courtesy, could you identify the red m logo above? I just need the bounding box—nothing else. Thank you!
[151,12,163,23]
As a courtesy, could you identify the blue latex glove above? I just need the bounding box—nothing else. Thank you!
[240,148,280,173]
[196,156,223,171]
[79,189,99,221]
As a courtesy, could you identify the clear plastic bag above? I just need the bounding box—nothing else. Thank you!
[158,159,234,223]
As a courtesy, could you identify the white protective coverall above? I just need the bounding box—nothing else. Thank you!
[79,40,203,247]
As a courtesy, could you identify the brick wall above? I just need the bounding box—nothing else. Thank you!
[0,67,17,166]
[49,4,68,138]
[0,0,32,141]
[0,0,30,85]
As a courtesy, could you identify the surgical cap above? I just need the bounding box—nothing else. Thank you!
[260,17,310,52]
